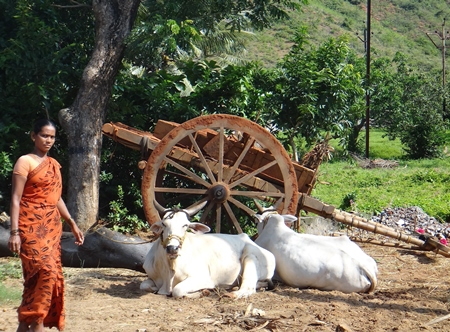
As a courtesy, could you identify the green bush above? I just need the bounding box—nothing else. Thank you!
[106,185,148,234]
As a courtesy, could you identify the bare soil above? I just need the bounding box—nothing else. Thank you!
[1,244,450,332]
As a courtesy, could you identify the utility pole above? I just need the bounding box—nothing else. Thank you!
[357,1,371,158]
[365,0,371,159]
[426,18,450,114]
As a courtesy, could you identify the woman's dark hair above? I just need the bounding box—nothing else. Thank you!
[33,119,57,134]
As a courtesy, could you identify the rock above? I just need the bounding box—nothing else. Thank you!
[336,322,354,332]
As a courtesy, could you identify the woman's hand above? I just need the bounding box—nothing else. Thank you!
[8,233,21,254]
[69,221,85,246]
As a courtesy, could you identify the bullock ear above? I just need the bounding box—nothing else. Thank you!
[150,221,164,236]
[188,222,211,234]
[282,215,297,222]
[281,214,297,228]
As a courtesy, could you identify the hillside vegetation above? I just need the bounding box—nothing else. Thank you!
[245,0,448,72]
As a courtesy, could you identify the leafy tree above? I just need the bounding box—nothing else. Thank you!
[370,53,447,159]
[269,29,365,160]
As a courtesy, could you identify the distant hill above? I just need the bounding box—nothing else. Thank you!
[245,0,448,73]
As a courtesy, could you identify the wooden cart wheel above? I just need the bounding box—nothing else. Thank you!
[142,114,298,233]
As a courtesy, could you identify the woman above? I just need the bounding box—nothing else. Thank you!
[8,119,85,332]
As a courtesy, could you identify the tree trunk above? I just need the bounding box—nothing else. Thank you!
[58,0,140,232]
[348,118,366,153]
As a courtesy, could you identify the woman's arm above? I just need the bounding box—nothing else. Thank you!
[8,174,27,253]
[57,198,85,245]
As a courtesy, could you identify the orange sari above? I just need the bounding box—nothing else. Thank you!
[17,157,65,330]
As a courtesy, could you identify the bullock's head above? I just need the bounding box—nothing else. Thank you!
[253,204,297,233]
[150,201,210,259]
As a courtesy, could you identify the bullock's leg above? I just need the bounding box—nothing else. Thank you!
[156,272,175,296]
[230,253,259,299]
[172,277,215,298]
[140,276,172,296]
[140,278,159,293]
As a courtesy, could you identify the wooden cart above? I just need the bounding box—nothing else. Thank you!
[102,114,450,257]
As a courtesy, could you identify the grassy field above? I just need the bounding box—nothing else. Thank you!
[312,129,450,222]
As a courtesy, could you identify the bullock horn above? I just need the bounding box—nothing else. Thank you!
[253,199,265,213]
[153,199,167,214]
[184,200,208,217]
[274,197,283,210]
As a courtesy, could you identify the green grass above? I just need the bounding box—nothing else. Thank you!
[312,130,450,222]
[364,129,406,160]
[330,129,406,160]
[0,258,22,305]
[0,282,21,305]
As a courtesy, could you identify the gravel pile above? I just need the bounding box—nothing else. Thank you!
[301,206,449,247]
[370,206,450,245]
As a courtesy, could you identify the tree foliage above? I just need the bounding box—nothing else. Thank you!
[0,0,94,205]
[370,53,448,159]
[126,0,306,69]
[269,29,365,159]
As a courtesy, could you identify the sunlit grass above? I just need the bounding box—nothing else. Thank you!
[0,282,21,305]
[0,258,22,305]
[364,129,405,160]
[312,154,450,222]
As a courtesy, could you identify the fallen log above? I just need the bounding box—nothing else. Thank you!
[0,219,152,273]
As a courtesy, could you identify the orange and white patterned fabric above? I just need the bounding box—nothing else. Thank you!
[17,157,65,330]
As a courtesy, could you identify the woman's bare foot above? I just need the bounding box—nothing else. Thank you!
[16,321,29,332]
[28,321,44,332]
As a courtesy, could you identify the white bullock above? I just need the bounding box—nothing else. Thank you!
[140,202,276,298]
[254,210,378,293]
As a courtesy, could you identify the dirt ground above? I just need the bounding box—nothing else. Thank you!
[1,243,450,332]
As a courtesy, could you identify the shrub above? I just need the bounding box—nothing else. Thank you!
[106,185,148,234]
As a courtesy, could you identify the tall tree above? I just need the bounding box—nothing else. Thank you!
[58,0,141,231]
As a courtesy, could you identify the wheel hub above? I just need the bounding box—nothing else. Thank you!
[208,183,229,203]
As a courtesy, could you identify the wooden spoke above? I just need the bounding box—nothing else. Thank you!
[154,187,208,194]
[223,201,243,233]
[217,126,224,182]
[228,160,278,189]
[199,201,215,226]
[223,137,255,184]
[163,156,211,187]
[229,190,285,198]
[226,196,258,217]
[215,204,222,233]
[188,133,217,184]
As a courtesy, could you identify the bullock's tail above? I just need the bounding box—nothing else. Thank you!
[363,268,377,293]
